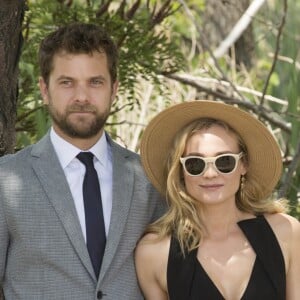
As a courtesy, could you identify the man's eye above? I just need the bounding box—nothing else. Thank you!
[60,80,72,86]
[91,79,103,85]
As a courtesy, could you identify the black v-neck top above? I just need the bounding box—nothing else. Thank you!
[167,215,286,300]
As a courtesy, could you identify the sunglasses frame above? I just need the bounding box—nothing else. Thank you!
[180,152,244,176]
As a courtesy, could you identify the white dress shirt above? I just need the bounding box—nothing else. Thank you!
[50,128,112,241]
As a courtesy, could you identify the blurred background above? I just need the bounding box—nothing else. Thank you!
[0,0,299,218]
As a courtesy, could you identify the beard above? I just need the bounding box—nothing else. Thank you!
[47,101,111,139]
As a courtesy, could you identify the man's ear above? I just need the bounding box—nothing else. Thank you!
[39,77,49,105]
[111,80,119,104]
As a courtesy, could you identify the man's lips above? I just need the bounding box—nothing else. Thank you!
[69,111,95,114]
[67,109,96,116]
[67,104,96,113]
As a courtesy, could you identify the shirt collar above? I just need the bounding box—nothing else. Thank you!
[50,127,109,169]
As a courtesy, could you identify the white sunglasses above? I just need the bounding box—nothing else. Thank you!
[180,152,243,176]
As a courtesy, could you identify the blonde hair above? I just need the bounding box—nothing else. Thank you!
[145,118,287,254]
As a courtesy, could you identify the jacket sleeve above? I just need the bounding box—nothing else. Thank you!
[0,193,9,288]
[149,186,167,223]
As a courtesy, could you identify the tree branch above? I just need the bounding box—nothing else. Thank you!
[163,72,291,133]
[279,138,300,198]
[260,0,288,108]
[178,0,248,103]
[213,0,266,58]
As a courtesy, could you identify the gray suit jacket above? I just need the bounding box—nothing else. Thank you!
[0,132,165,299]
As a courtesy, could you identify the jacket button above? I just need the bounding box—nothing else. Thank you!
[97,290,103,299]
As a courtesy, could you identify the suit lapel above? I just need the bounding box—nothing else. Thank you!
[31,133,96,281]
[98,139,134,282]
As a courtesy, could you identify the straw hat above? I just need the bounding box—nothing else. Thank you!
[140,100,282,199]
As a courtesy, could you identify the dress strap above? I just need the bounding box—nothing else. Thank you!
[237,215,286,300]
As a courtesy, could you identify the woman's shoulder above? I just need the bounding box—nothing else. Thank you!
[265,212,300,235]
[136,233,171,254]
[135,233,171,270]
[264,213,300,264]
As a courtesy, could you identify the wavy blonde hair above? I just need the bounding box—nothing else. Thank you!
[145,118,287,253]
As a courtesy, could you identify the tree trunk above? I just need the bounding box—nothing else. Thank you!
[0,0,26,156]
[202,0,255,68]
[0,1,25,297]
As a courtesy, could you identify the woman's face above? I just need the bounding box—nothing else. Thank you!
[182,124,247,207]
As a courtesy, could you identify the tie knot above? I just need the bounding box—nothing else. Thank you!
[77,152,94,168]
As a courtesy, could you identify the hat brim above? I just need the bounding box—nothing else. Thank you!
[140,100,282,199]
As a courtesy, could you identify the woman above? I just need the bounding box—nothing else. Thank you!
[135,100,300,300]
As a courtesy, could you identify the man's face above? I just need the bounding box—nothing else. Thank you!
[39,51,118,142]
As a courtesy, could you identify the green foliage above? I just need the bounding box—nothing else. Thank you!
[258,0,300,217]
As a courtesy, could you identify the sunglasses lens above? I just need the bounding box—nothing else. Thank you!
[184,158,205,175]
[215,155,236,173]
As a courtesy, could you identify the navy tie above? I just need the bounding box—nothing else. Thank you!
[77,152,106,278]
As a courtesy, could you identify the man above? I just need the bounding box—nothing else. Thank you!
[0,23,164,299]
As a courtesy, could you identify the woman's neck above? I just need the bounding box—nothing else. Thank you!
[201,204,252,239]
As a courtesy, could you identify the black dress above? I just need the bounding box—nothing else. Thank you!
[167,215,286,300]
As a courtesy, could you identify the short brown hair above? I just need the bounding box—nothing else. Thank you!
[38,23,118,85]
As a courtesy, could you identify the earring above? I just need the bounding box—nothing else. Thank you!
[239,175,245,200]
[240,175,245,188]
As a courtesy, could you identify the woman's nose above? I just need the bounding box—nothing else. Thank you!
[202,162,218,177]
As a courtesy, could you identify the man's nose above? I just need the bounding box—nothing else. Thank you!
[74,84,89,102]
